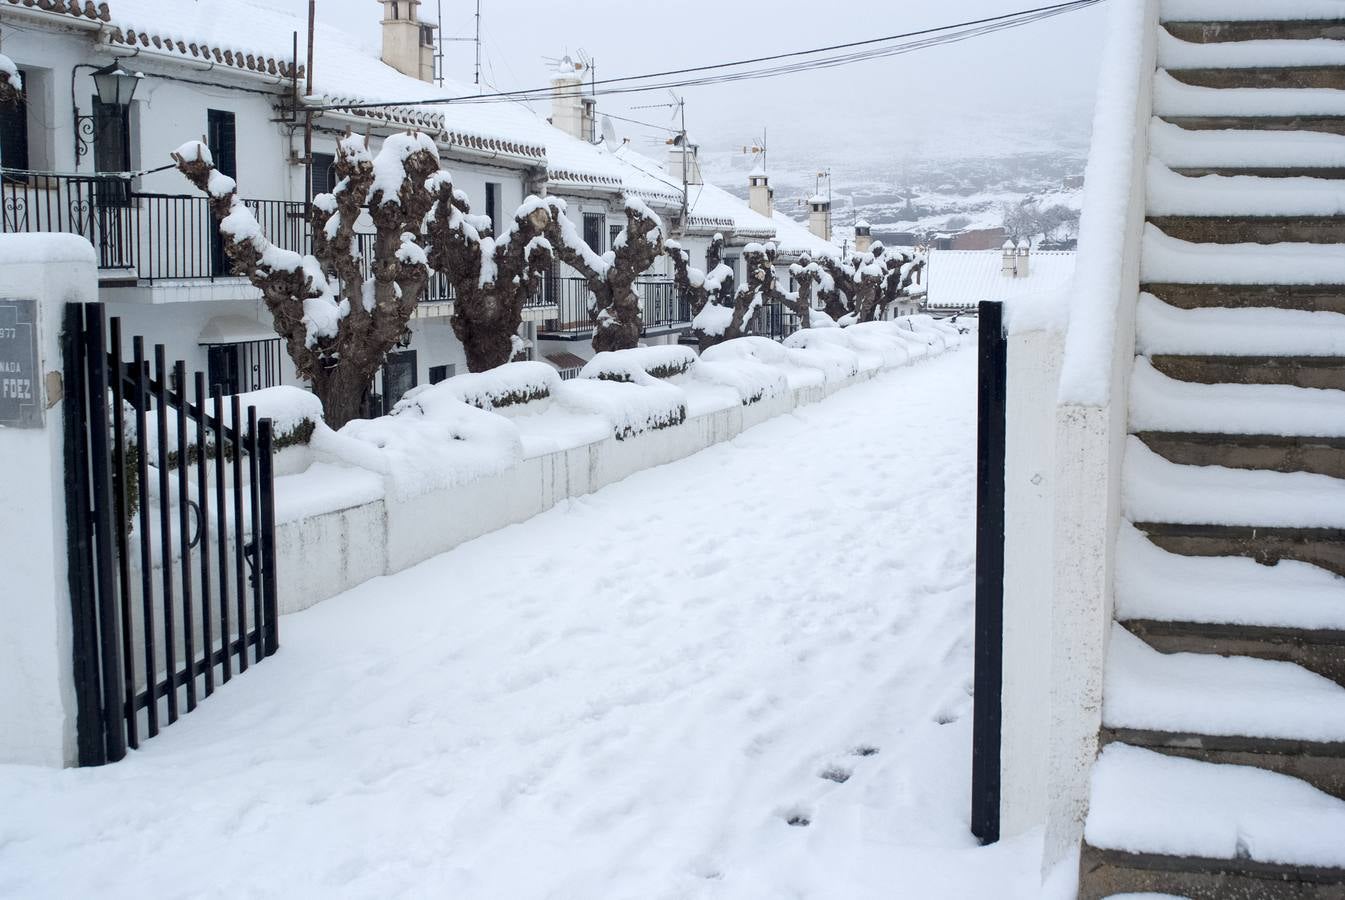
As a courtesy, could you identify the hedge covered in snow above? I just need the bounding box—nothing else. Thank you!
[579,345,698,382]
[405,361,561,412]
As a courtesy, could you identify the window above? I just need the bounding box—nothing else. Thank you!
[390,1,399,18]
[310,151,336,198]
[420,25,435,47]
[429,363,454,384]
[609,224,622,251]
[582,213,605,254]
[206,340,282,395]
[0,70,28,176]
[484,182,500,232]
[207,110,237,276]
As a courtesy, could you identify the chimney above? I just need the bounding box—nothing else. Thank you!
[667,136,703,186]
[550,55,595,142]
[379,0,436,83]
[1001,239,1017,277]
[854,219,872,254]
[1016,238,1030,277]
[807,194,832,241]
[748,159,772,218]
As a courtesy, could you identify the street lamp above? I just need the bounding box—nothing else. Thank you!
[73,61,144,165]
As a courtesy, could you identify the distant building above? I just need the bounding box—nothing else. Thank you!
[924,244,1075,310]
[949,227,1008,251]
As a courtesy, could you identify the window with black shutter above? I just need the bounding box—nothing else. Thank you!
[0,70,28,177]
[484,182,500,233]
[609,224,621,250]
[583,213,604,254]
[207,110,237,276]
[310,151,336,198]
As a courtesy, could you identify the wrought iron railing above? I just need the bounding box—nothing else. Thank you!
[537,276,689,335]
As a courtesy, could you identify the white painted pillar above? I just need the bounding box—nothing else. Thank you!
[0,234,98,767]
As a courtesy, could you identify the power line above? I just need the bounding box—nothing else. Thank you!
[308,0,1101,113]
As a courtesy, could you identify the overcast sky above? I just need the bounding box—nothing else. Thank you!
[307,0,1108,167]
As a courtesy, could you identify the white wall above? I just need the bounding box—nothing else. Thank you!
[997,327,1064,839]
[0,235,99,767]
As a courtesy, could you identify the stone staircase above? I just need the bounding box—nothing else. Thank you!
[1077,8,1345,900]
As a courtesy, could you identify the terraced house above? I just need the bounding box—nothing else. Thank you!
[0,0,841,407]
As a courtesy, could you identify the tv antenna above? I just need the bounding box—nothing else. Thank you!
[437,0,482,87]
[742,128,767,172]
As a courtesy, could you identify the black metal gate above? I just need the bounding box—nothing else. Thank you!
[62,302,279,766]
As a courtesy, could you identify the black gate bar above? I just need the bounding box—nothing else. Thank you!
[971,300,1006,844]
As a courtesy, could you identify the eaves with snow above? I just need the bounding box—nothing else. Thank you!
[925,249,1075,308]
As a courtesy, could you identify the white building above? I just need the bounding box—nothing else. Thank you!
[924,245,1075,311]
[0,0,841,404]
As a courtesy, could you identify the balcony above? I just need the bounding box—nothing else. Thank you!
[1,170,306,285]
[536,276,691,340]
[0,171,695,334]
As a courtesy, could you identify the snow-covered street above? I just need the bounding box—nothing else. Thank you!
[0,348,1045,899]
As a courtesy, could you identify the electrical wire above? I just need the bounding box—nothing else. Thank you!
[307,0,1101,113]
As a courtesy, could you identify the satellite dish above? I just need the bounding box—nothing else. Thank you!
[600,115,618,151]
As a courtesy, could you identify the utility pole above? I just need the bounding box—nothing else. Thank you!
[302,0,315,207]
[679,98,688,230]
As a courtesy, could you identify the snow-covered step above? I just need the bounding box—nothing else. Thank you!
[1146,160,1345,218]
[1150,118,1345,179]
[1155,69,1345,117]
[1102,625,1345,799]
[1136,292,1345,356]
[1079,744,1345,900]
[1105,625,1345,743]
[1141,224,1345,285]
[1149,213,1345,244]
[1124,436,1345,529]
[1116,521,1345,632]
[1136,430,1345,479]
[1159,30,1345,71]
[1130,356,1345,437]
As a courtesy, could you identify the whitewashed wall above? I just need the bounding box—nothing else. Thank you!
[0,235,98,767]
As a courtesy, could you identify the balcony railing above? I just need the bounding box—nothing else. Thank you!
[1,171,307,281]
[537,276,690,337]
[0,171,692,331]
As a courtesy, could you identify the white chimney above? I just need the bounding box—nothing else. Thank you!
[379,0,436,83]
[550,55,595,142]
[1016,238,1030,278]
[854,219,872,254]
[667,137,702,187]
[1001,239,1017,277]
[807,195,832,241]
[748,158,772,218]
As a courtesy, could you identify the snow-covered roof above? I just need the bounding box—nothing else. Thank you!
[807,195,830,206]
[854,219,871,230]
[68,0,670,191]
[925,249,1075,308]
[613,146,778,239]
[771,211,840,260]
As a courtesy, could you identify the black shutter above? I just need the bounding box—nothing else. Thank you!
[0,70,28,175]
[310,151,335,198]
[206,110,237,177]
[484,182,498,233]
[583,213,604,254]
[206,111,237,275]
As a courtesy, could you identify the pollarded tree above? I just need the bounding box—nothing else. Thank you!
[0,57,21,107]
[539,197,665,353]
[175,130,569,427]
[811,243,921,326]
[667,235,782,352]
[780,253,821,330]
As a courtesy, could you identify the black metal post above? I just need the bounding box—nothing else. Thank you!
[61,304,103,766]
[971,300,1006,845]
[108,317,137,749]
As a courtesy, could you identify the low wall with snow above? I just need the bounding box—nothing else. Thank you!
[264,317,971,616]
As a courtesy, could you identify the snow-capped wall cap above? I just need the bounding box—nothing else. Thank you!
[553,54,587,79]
[807,195,830,206]
[749,159,767,178]
[1016,238,1031,251]
[855,219,871,231]
[1002,239,1017,251]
